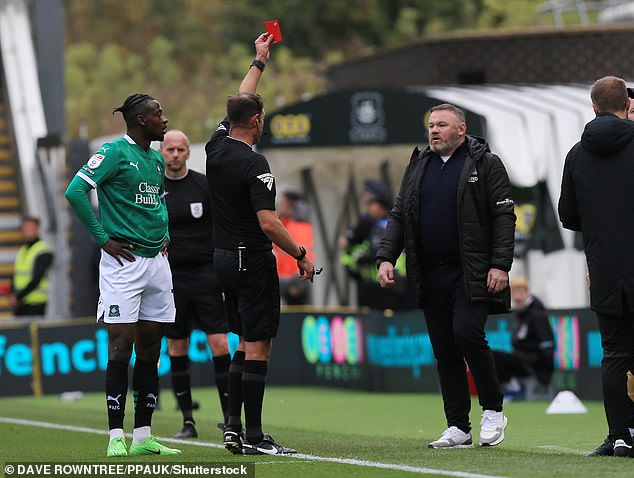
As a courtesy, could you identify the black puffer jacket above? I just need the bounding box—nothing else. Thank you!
[559,113,634,315]
[377,135,516,313]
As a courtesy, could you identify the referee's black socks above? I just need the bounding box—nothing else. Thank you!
[243,359,268,444]
[170,355,194,421]
[227,350,245,431]
[105,360,128,430]
[213,353,231,423]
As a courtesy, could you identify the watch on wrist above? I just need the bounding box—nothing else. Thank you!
[250,59,266,72]
[294,246,307,261]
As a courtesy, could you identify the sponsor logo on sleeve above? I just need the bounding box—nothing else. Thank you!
[87,154,105,169]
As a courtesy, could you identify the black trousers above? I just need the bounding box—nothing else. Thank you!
[420,264,503,433]
[596,307,634,443]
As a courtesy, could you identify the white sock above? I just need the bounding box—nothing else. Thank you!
[629,427,634,438]
[132,426,151,444]
[109,428,124,441]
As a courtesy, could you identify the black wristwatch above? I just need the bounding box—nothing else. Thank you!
[294,246,307,261]
[250,59,266,72]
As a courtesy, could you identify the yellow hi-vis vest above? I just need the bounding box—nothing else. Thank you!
[13,240,52,305]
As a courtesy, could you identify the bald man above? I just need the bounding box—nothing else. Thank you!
[161,130,231,439]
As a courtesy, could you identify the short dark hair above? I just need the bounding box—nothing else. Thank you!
[22,216,40,226]
[590,76,627,113]
[227,93,264,127]
[113,93,156,124]
[430,103,466,123]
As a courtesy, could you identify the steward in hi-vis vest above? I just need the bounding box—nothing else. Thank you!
[10,217,53,316]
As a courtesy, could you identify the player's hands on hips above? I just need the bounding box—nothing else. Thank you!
[160,237,170,256]
[487,267,508,294]
[102,238,135,266]
[378,261,395,288]
[255,32,274,62]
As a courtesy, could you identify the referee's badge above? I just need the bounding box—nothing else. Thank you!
[190,202,203,218]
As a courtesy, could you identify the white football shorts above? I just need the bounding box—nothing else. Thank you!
[97,250,176,324]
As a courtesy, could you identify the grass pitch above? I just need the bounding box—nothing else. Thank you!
[0,386,632,477]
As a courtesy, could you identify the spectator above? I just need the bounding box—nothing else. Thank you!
[492,276,555,392]
[340,179,416,311]
[273,191,314,305]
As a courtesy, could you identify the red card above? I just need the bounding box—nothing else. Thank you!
[265,20,282,43]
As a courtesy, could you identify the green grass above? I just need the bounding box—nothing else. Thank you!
[0,386,632,477]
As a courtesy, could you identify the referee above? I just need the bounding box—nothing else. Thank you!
[206,33,316,456]
[161,129,231,439]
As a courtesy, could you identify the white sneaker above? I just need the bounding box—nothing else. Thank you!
[428,426,474,449]
[479,410,507,446]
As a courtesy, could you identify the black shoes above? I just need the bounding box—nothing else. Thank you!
[588,436,634,458]
[174,419,198,439]
[242,433,297,455]
[613,439,633,458]
[223,430,244,455]
[587,437,613,457]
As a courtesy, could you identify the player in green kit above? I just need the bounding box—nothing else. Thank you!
[65,94,182,457]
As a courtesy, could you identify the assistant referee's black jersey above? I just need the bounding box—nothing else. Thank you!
[205,118,276,252]
[164,169,214,268]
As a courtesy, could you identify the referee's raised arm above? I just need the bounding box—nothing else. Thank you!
[239,33,273,95]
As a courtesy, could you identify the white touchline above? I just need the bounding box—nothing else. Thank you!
[0,416,508,478]
[535,445,587,455]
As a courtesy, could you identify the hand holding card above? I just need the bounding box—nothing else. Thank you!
[265,20,282,43]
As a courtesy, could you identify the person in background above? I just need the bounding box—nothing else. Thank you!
[10,217,53,317]
[161,129,231,439]
[377,103,515,449]
[559,75,634,458]
[273,191,314,306]
[340,179,416,311]
[492,276,555,392]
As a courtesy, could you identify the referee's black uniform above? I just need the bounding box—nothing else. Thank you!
[164,169,230,432]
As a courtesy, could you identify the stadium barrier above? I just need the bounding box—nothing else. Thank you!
[0,309,601,399]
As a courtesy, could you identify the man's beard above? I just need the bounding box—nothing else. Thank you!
[430,136,460,156]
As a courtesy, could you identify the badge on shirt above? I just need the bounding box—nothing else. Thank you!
[87,154,105,169]
[190,202,203,218]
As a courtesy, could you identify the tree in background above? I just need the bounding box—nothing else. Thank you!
[64,0,555,141]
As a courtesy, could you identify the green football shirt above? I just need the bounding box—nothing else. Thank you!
[71,135,169,257]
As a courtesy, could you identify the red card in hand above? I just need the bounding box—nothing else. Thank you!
[265,20,282,43]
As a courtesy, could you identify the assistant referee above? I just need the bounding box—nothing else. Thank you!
[161,129,231,439]
[205,32,316,456]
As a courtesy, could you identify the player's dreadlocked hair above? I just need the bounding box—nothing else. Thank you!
[112,93,155,124]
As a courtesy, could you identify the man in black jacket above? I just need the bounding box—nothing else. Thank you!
[492,276,554,389]
[377,103,515,449]
[559,76,634,458]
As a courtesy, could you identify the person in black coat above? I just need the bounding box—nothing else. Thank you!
[492,276,554,388]
[559,75,634,458]
[377,103,515,449]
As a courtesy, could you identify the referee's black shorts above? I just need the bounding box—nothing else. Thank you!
[213,248,280,342]
[164,262,228,339]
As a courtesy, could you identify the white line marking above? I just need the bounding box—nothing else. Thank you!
[536,445,587,455]
[0,417,509,478]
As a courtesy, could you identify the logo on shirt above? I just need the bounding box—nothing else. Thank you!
[468,169,479,183]
[496,198,514,208]
[190,202,203,219]
[129,161,139,171]
[108,305,120,318]
[257,173,275,191]
[87,154,105,169]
